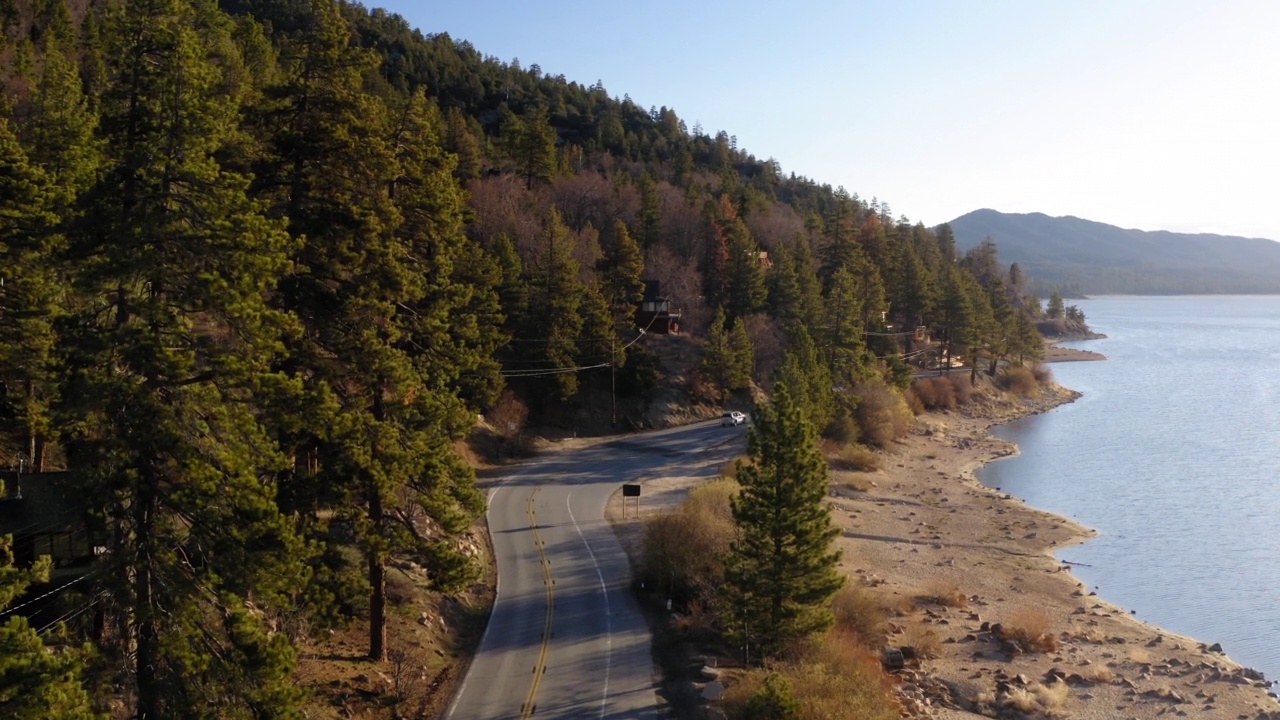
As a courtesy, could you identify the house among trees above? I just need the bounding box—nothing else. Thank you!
[636,280,682,334]
[0,471,95,578]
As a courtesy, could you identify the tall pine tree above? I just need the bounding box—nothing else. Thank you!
[724,382,843,659]
[62,0,306,714]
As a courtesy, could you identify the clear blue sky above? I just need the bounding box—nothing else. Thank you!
[372,0,1280,240]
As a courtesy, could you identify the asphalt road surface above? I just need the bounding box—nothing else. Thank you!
[447,420,747,720]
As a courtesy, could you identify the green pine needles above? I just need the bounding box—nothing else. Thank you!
[724,382,844,661]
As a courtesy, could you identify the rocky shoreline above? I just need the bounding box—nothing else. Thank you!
[607,360,1280,718]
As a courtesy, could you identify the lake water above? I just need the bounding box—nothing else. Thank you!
[979,295,1280,681]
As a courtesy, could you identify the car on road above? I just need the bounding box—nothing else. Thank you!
[720,411,746,426]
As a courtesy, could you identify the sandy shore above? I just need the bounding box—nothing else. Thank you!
[607,358,1280,719]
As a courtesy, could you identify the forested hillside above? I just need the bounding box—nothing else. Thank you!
[950,208,1280,295]
[0,0,1056,715]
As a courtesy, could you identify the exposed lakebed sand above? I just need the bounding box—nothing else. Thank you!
[607,348,1280,719]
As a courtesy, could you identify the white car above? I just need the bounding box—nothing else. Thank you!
[720,411,746,426]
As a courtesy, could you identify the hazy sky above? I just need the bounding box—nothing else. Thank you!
[372,1,1280,240]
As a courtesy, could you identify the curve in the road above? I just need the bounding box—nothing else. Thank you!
[447,420,748,720]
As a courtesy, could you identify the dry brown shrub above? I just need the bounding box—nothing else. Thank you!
[1031,363,1053,384]
[1033,679,1069,708]
[910,376,955,411]
[782,633,900,720]
[1084,665,1114,684]
[832,584,890,644]
[916,579,968,608]
[1003,607,1058,653]
[854,381,913,448]
[827,443,880,472]
[832,473,874,493]
[998,681,1070,713]
[822,413,860,444]
[720,455,750,480]
[722,631,899,720]
[901,625,941,659]
[640,478,737,604]
[947,372,973,404]
[904,388,925,415]
[998,365,1038,395]
[1002,686,1039,713]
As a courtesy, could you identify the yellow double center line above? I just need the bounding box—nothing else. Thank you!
[521,487,554,719]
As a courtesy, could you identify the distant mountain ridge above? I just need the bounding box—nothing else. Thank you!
[947,209,1280,295]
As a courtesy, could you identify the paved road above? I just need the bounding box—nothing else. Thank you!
[447,420,746,720]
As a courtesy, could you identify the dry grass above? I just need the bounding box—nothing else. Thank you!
[826,442,880,472]
[831,471,875,494]
[719,455,751,480]
[910,373,975,411]
[1033,680,1069,708]
[1002,680,1068,712]
[722,632,899,720]
[1031,363,1053,384]
[831,584,890,645]
[911,376,956,411]
[1083,665,1115,684]
[915,579,968,608]
[854,382,914,447]
[901,625,941,659]
[1002,607,1058,653]
[1127,647,1152,665]
[997,365,1038,395]
[948,373,973,404]
[640,477,737,604]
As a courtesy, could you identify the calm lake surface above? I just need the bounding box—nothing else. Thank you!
[979,295,1280,680]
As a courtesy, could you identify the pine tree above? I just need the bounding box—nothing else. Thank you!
[443,107,482,181]
[822,266,873,387]
[773,325,834,432]
[637,171,661,249]
[727,316,754,391]
[598,221,645,322]
[0,117,60,472]
[744,673,800,720]
[513,107,556,189]
[724,382,843,659]
[0,528,95,719]
[254,1,497,661]
[1047,290,1065,319]
[940,267,977,371]
[525,208,588,400]
[718,197,767,319]
[62,0,306,714]
[1012,311,1044,365]
[701,199,730,307]
[699,306,731,397]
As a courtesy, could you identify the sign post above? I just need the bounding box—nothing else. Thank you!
[622,484,641,517]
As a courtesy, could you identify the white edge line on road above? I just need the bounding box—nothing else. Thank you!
[446,467,529,719]
[566,490,612,719]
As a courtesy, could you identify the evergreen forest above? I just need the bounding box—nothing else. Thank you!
[0,0,1061,716]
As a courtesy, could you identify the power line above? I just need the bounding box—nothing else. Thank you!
[0,574,89,619]
[37,591,106,636]
[496,312,662,378]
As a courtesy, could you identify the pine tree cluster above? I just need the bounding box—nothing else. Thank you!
[0,0,1051,714]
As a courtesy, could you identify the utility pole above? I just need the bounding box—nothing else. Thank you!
[610,335,617,427]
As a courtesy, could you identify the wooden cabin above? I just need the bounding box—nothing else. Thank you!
[0,471,95,575]
[635,280,682,334]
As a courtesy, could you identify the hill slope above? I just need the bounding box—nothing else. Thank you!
[948,209,1280,294]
